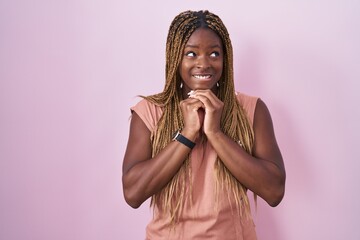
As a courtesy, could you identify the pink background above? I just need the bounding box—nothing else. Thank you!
[1,1,359,239]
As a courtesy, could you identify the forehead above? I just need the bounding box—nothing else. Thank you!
[185,28,222,47]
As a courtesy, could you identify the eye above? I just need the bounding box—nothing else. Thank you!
[210,51,220,57]
[185,51,196,57]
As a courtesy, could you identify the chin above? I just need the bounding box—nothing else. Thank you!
[192,84,216,90]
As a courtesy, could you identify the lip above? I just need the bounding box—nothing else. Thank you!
[192,72,213,75]
[191,73,214,81]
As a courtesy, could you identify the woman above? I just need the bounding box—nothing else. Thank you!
[122,10,286,240]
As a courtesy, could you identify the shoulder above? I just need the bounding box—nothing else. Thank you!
[235,92,258,106]
[131,98,158,111]
[235,92,259,126]
[130,98,163,132]
[253,98,274,128]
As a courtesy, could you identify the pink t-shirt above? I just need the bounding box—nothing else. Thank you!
[131,92,259,240]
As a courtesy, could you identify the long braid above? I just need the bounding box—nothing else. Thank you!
[205,12,255,216]
[143,10,255,224]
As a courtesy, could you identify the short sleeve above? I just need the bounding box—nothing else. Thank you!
[130,99,163,132]
[236,92,259,126]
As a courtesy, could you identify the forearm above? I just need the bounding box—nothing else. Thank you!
[207,131,285,206]
[122,140,192,208]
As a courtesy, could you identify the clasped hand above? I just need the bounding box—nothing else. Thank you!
[180,90,224,139]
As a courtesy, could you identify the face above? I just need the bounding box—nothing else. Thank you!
[179,28,224,95]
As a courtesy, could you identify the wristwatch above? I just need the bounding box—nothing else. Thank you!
[172,130,196,149]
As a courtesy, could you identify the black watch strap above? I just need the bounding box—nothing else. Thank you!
[172,130,196,149]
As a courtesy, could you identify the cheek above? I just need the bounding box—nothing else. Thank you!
[179,61,191,76]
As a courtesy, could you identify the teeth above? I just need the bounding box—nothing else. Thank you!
[193,75,211,79]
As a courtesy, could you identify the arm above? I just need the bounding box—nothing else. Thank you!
[207,99,285,206]
[189,90,285,206]
[122,111,196,208]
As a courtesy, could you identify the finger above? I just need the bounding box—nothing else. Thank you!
[189,92,220,110]
[189,89,219,103]
[180,98,205,112]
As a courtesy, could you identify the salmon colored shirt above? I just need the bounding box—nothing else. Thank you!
[131,92,259,240]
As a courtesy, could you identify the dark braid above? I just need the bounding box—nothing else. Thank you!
[143,10,255,224]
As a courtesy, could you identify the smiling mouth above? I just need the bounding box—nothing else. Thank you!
[192,74,212,80]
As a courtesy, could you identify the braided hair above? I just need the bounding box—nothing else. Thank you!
[144,10,254,224]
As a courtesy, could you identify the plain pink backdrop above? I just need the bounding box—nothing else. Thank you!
[1,0,359,239]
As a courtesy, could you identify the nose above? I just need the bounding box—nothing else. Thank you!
[196,56,210,69]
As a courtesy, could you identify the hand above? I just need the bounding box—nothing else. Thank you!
[188,90,224,137]
[179,96,205,139]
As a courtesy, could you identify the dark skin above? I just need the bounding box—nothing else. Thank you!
[122,28,286,209]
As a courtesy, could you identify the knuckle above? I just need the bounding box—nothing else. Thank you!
[180,100,187,107]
